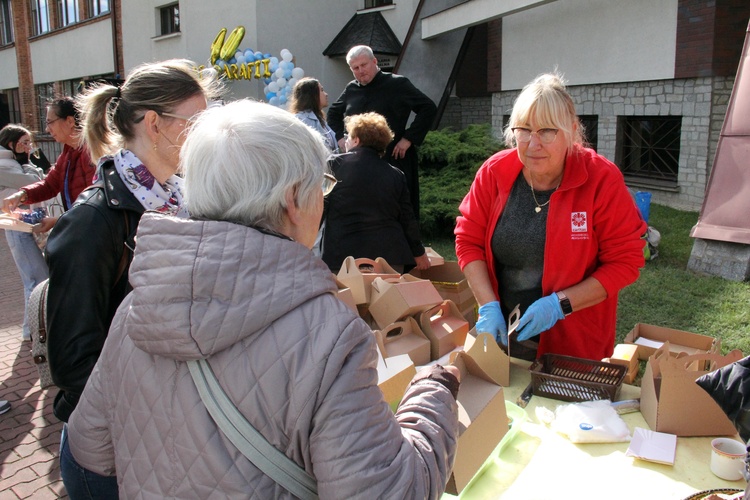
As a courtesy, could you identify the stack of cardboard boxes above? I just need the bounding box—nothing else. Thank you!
[335,255,512,495]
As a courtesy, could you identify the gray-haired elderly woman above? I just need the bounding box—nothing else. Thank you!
[64,99,460,499]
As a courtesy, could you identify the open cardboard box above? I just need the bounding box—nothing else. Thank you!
[624,323,720,367]
[602,343,640,385]
[376,351,416,412]
[418,300,470,361]
[445,341,508,495]
[336,257,400,305]
[375,317,432,367]
[333,277,357,313]
[410,261,477,325]
[424,247,445,266]
[369,274,443,329]
[640,341,743,436]
[463,329,510,387]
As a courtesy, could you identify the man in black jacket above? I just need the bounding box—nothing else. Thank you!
[327,45,436,221]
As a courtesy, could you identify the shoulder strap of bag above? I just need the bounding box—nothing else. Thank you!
[37,280,49,343]
[187,359,318,500]
[115,212,130,284]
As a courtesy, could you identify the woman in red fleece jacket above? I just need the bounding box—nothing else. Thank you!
[2,97,95,231]
[455,73,646,361]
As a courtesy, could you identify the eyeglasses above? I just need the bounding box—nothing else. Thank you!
[45,117,61,126]
[511,127,559,144]
[161,111,198,128]
[322,173,338,196]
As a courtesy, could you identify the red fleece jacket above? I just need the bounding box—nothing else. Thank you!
[455,146,646,360]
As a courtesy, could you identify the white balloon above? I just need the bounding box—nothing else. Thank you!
[280,49,291,59]
[287,77,297,89]
[269,96,280,106]
[268,82,280,93]
[282,50,293,62]
[291,67,304,79]
[275,68,284,78]
[277,77,287,88]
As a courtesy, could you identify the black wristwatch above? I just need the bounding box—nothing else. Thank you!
[556,291,573,316]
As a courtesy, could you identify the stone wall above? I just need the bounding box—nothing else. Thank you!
[490,76,732,212]
[441,96,492,131]
[688,239,750,282]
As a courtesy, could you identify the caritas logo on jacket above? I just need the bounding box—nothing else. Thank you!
[570,212,589,240]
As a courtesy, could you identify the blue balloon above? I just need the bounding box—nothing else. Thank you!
[279,94,287,105]
[228,57,237,65]
[244,49,254,59]
[263,53,271,58]
[266,92,276,100]
[263,77,272,85]
[270,56,279,65]
[283,68,292,79]
[270,61,279,72]
[254,51,263,61]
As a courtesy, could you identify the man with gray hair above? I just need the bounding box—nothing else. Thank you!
[327,45,436,221]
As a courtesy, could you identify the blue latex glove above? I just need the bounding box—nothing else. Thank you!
[476,301,508,345]
[516,293,565,342]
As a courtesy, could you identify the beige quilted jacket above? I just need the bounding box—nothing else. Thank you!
[67,212,459,499]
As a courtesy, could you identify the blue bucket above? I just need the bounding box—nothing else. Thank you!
[635,191,652,223]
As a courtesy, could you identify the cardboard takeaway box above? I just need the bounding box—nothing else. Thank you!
[375,317,432,367]
[333,277,357,313]
[410,261,478,327]
[602,343,640,385]
[376,351,416,412]
[640,341,743,437]
[418,300,470,361]
[369,274,443,329]
[424,246,445,266]
[336,257,400,305]
[625,323,720,364]
[445,340,508,495]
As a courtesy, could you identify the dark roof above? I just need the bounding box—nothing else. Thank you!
[323,12,402,58]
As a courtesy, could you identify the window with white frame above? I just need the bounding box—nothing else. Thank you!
[29,0,51,36]
[56,0,79,27]
[159,3,180,36]
[86,0,109,17]
[365,0,393,8]
[0,0,12,45]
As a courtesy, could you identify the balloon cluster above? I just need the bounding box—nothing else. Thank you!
[262,49,305,107]
[208,27,305,108]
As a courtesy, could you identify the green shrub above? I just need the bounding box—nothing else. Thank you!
[418,124,504,238]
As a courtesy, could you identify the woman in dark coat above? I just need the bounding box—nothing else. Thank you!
[322,112,429,273]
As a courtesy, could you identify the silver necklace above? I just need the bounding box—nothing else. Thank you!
[529,174,561,213]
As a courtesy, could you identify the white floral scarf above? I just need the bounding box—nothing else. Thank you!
[113,149,189,218]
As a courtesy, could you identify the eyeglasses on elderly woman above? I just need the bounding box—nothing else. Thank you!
[511,127,559,144]
[322,173,338,196]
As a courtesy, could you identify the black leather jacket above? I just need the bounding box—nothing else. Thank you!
[46,159,144,422]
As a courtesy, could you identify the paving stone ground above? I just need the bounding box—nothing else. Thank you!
[0,236,67,498]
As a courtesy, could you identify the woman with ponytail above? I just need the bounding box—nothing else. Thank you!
[47,58,221,500]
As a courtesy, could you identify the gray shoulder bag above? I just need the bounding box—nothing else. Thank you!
[187,359,318,500]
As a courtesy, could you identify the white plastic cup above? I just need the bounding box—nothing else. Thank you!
[710,437,747,481]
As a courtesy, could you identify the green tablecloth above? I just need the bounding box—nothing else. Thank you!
[443,359,746,499]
